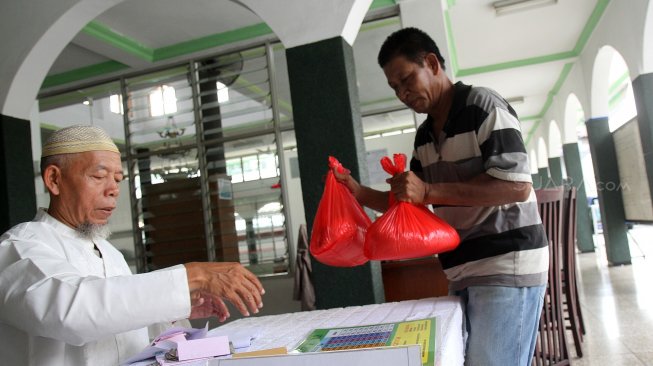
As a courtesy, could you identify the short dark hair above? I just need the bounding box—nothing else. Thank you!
[40,154,70,178]
[377,27,446,70]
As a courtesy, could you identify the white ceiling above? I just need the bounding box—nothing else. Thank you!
[43,0,602,140]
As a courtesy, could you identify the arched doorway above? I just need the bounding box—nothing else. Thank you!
[537,137,549,188]
[563,93,596,252]
[548,120,564,185]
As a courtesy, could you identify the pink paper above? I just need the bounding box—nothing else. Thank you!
[175,335,230,361]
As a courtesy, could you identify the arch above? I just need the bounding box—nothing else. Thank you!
[537,137,548,168]
[1,0,128,119]
[591,45,637,132]
[529,149,538,174]
[591,45,614,119]
[563,93,585,143]
[607,52,637,131]
[643,0,653,72]
[548,120,563,158]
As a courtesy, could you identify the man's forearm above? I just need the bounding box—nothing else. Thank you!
[426,174,532,207]
[355,185,390,213]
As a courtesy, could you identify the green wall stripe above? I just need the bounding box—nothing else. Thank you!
[524,119,541,147]
[44,0,609,152]
[82,21,154,61]
[153,23,273,61]
[443,10,459,75]
[608,71,629,94]
[522,62,573,146]
[39,80,122,110]
[608,86,627,107]
[370,0,396,10]
[447,0,610,144]
[361,96,400,107]
[39,122,61,131]
[551,63,574,98]
[538,62,574,118]
[360,17,400,32]
[456,51,576,77]
[41,61,128,89]
[573,0,610,54]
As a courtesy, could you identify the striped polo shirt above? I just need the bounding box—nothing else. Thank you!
[410,81,548,291]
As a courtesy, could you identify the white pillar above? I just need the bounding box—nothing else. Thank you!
[239,0,373,48]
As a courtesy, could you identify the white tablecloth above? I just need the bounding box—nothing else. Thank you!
[208,296,465,366]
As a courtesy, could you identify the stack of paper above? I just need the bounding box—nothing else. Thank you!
[122,324,230,366]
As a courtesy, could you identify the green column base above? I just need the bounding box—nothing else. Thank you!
[548,157,563,187]
[287,37,384,309]
[633,73,653,209]
[538,167,552,189]
[531,173,542,189]
[563,142,595,253]
[586,118,630,265]
[0,114,37,233]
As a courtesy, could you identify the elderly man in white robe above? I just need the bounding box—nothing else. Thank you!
[0,125,265,365]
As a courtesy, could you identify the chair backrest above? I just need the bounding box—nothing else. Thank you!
[562,186,578,262]
[535,188,565,253]
[533,187,569,365]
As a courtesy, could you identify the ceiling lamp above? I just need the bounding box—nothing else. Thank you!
[492,0,557,16]
[506,96,525,105]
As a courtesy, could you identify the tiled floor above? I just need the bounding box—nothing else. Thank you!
[568,224,653,365]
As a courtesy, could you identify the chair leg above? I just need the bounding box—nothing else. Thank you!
[565,277,583,357]
[574,277,586,335]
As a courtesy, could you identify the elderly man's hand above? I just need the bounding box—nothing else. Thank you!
[184,262,265,322]
[188,295,230,322]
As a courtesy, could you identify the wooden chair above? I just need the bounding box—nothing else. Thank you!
[382,257,449,301]
[533,188,570,366]
[562,186,585,357]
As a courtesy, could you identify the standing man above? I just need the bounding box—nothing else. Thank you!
[0,125,265,366]
[335,27,548,365]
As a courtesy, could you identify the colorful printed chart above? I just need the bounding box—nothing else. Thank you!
[294,318,436,366]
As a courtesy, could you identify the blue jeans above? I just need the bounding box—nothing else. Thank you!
[453,285,546,366]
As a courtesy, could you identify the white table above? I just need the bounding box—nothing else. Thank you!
[207,296,465,366]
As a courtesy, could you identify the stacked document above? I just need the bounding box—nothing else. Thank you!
[122,323,230,365]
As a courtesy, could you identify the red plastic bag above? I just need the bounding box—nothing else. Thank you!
[310,156,371,267]
[364,153,460,260]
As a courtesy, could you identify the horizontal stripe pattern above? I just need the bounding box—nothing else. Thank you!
[485,151,532,182]
[439,224,548,269]
[443,247,549,285]
[436,198,542,241]
[447,272,549,292]
[480,129,527,157]
[411,82,548,288]
[477,107,522,146]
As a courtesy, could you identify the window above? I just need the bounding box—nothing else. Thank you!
[110,94,123,114]
[227,153,279,183]
[258,153,277,179]
[217,82,229,103]
[226,158,244,183]
[242,155,260,181]
[150,85,178,117]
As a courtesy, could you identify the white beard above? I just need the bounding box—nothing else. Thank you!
[76,222,112,240]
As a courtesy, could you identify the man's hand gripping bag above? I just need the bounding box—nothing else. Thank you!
[309,157,371,266]
[364,154,460,260]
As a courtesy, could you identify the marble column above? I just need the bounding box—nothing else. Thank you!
[585,117,630,265]
[287,37,384,309]
[0,114,36,232]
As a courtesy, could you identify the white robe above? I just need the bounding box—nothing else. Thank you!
[0,209,191,365]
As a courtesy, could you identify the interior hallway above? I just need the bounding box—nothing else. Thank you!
[569,224,653,365]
